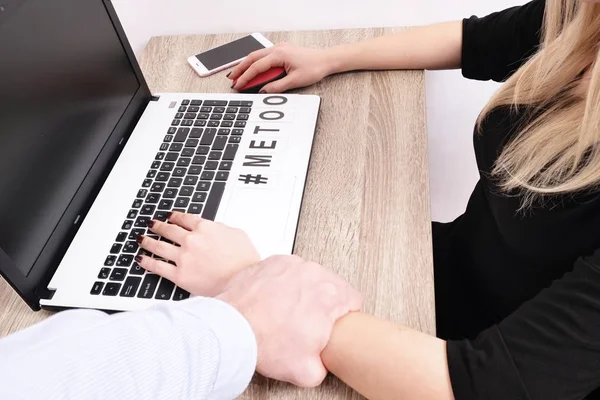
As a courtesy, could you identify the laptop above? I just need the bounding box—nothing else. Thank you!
[0,0,320,312]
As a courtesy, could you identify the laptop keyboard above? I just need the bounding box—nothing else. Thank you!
[91,99,252,300]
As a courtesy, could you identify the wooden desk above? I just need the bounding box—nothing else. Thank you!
[0,29,434,399]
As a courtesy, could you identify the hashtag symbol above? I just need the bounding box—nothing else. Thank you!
[239,174,268,185]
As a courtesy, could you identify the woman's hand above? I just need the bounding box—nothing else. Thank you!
[136,212,260,296]
[228,43,334,93]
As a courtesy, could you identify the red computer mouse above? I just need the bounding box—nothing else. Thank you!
[233,67,287,93]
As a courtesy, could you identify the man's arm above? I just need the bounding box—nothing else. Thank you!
[0,297,257,400]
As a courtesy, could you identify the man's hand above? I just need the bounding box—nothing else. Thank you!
[218,255,363,388]
[136,212,260,296]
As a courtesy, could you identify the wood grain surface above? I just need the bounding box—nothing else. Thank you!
[0,28,434,400]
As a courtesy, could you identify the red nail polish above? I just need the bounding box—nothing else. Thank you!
[148,220,156,229]
[136,234,144,244]
[135,255,143,263]
[166,212,173,220]
[230,82,236,89]
[259,90,266,94]
[226,71,231,78]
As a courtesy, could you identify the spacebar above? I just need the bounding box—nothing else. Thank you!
[201,182,226,221]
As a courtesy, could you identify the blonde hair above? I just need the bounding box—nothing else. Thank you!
[478,0,600,208]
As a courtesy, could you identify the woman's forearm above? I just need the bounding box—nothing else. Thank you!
[321,312,455,400]
[323,21,463,74]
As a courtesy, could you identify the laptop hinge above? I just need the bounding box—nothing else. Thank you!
[150,95,160,101]
[37,287,56,301]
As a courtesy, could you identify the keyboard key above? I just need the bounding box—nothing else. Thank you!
[155,278,175,300]
[226,107,238,113]
[164,135,173,142]
[175,197,190,208]
[175,113,184,119]
[182,148,195,157]
[142,179,152,188]
[154,211,170,221]
[190,128,203,138]
[228,136,241,144]
[188,166,202,175]
[181,120,193,127]
[234,121,246,128]
[155,152,165,161]
[240,101,253,107]
[110,268,128,281]
[173,287,190,301]
[168,178,183,187]
[122,220,133,230]
[161,162,175,172]
[117,254,135,267]
[174,127,189,142]
[98,268,111,279]
[239,107,251,113]
[156,172,170,182]
[200,128,217,145]
[223,114,235,121]
[165,152,178,162]
[122,241,138,254]
[184,176,198,186]
[182,99,190,106]
[110,243,122,254]
[204,100,227,106]
[177,157,191,167]
[173,167,186,177]
[151,182,166,192]
[164,188,178,198]
[188,204,203,214]
[169,143,183,151]
[216,172,230,181]
[202,182,226,221]
[214,106,226,113]
[221,120,233,127]
[146,170,157,179]
[103,282,121,296]
[129,229,145,240]
[137,274,160,298]
[198,113,210,120]
[176,186,192,197]
[207,121,220,127]
[201,171,215,181]
[196,146,210,155]
[223,144,239,160]
[184,113,197,119]
[200,106,212,113]
[160,143,169,151]
[204,161,218,170]
[192,156,206,165]
[137,189,148,198]
[132,199,143,208]
[196,182,211,191]
[104,255,117,266]
[178,106,187,112]
[151,160,161,169]
[219,161,233,170]
[192,192,207,203]
[232,129,244,135]
[135,216,151,228]
[194,120,207,127]
[213,136,227,150]
[171,119,180,126]
[185,138,199,147]
[188,106,199,112]
[159,199,174,210]
[130,262,145,275]
[120,276,142,297]
[217,128,230,135]
[91,282,104,295]
[146,193,160,204]
[141,204,156,215]
[116,232,128,242]
[209,151,222,160]
[237,114,249,121]
[168,127,177,134]
[229,101,241,106]
[191,100,202,106]
[127,209,138,219]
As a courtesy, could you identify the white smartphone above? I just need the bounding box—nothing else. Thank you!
[187,33,273,77]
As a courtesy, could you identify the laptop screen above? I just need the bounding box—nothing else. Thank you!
[0,0,141,276]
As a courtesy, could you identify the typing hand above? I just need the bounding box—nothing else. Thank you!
[136,212,260,296]
[218,255,363,388]
[228,43,333,93]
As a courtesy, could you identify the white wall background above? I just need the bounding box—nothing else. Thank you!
[112,0,526,222]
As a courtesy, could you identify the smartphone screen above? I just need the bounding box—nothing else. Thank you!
[195,35,266,71]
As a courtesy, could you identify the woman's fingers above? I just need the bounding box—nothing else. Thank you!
[167,211,204,231]
[232,53,282,90]
[136,255,178,283]
[138,235,180,263]
[147,219,188,244]
[228,47,275,80]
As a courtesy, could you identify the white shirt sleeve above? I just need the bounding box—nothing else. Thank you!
[0,297,257,400]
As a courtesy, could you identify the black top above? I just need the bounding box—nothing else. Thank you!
[442,1,600,399]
